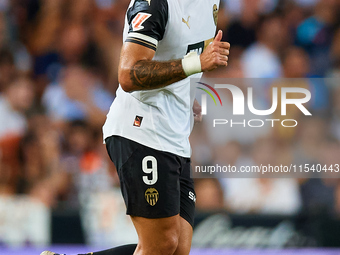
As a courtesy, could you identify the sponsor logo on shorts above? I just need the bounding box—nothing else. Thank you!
[189,191,196,203]
[145,188,159,206]
[133,115,143,127]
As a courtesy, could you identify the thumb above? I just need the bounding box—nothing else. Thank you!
[214,30,223,42]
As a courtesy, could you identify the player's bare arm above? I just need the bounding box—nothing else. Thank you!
[119,30,230,92]
[130,58,186,90]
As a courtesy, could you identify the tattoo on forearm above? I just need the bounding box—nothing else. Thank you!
[130,60,186,89]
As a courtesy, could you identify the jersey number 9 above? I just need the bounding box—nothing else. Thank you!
[142,156,158,185]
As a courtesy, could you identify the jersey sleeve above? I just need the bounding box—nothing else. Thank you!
[126,0,168,51]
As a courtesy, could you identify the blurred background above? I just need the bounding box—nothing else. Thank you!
[1,0,340,253]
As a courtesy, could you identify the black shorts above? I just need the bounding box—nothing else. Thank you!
[105,135,196,227]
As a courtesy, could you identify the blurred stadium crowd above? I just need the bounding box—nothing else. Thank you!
[1,0,340,247]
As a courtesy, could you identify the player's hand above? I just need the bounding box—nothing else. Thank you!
[193,99,202,123]
[200,30,230,72]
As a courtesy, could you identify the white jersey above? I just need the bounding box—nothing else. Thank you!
[103,0,219,157]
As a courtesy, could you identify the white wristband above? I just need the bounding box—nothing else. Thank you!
[181,51,202,77]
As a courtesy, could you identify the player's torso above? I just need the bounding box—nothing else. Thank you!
[155,0,219,61]
[124,0,220,103]
[103,0,220,157]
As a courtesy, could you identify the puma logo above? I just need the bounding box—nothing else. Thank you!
[182,16,190,29]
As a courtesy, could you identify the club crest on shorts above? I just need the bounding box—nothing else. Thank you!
[145,188,159,206]
[133,116,143,127]
[213,4,218,26]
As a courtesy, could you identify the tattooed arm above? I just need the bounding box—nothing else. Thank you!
[118,42,186,92]
[129,60,187,90]
[118,31,229,92]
